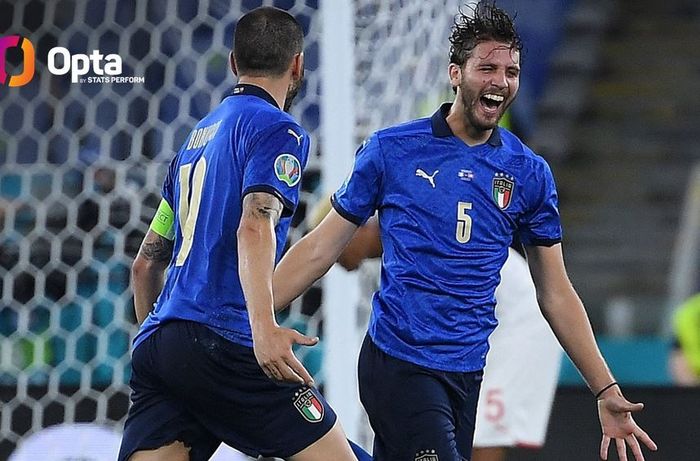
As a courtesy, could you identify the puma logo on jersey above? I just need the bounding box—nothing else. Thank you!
[415,168,439,188]
[287,128,303,146]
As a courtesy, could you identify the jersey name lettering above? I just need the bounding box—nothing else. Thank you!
[186,120,222,150]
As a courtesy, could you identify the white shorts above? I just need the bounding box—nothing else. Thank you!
[210,443,251,460]
[473,249,562,448]
[10,423,121,461]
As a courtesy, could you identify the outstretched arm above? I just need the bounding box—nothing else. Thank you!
[336,217,382,271]
[131,229,173,325]
[525,244,657,461]
[238,192,318,385]
[273,208,359,310]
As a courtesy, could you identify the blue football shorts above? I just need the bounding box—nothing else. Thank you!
[358,334,482,461]
[118,320,337,461]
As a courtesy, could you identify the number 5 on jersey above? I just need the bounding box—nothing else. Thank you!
[175,158,207,266]
[456,201,472,243]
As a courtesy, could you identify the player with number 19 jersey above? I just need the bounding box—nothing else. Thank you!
[134,84,309,350]
[332,103,562,373]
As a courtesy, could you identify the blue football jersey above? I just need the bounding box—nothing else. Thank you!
[332,104,562,372]
[134,84,310,349]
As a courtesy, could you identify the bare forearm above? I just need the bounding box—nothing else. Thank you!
[238,192,284,331]
[131,230,173,325]
[540,287,614,393]
[273,233,336,310]
[273,210,360,311]
[526,244,614,394]
[132,266,165,324]
[238,223,278,330]
[336,218,382,271]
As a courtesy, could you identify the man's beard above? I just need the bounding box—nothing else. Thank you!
[284,73,304,112]
[458,79,511,132]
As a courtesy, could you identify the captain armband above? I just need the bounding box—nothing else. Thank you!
[149,199,175,240]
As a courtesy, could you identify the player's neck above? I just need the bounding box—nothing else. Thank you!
[446,99,492,147]
[237,76,289,110]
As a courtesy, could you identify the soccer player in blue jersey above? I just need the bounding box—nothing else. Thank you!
[272,3,658,461]
[117,7,364,461]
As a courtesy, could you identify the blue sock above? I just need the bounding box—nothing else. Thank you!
[348,439,372,461]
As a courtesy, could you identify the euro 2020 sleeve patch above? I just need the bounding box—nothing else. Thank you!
[274,153,302,187]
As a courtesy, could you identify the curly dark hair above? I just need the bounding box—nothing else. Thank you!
[449,1,522,67]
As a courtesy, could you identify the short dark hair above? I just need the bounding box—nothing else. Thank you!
[449,1,522,67]
[233,7,304,77]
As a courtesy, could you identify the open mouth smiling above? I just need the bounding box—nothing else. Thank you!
[480,93,505,113]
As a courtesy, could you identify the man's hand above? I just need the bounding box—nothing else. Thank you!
[238,191,319,385]
[597,389,658,461]
[252,323,319,385]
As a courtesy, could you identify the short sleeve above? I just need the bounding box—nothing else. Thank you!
[331,134,384,226]
[160,156,178,209]
[517,160,563,246]
[242,122,310,217]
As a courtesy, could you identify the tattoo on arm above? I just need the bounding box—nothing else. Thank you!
[243,192,284,225]
[140,233,174,262]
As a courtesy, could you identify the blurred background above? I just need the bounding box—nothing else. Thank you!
[1,0,699,459]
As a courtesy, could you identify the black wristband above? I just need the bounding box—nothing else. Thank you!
[595,382,619,400]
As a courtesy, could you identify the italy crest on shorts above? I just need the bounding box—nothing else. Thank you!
[415,449,439,461]
[492,173,514,210]
[293,387,324,423]
[275,153,301,187]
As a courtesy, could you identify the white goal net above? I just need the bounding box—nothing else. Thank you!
[0,0,470,457]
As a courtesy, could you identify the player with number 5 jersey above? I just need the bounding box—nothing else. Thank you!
[119,7,364,461]
[272,3,657,461]
[330,104,561,372]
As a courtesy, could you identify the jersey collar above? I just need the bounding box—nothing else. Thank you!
[431,103,502,147]
[228,83,280,109]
